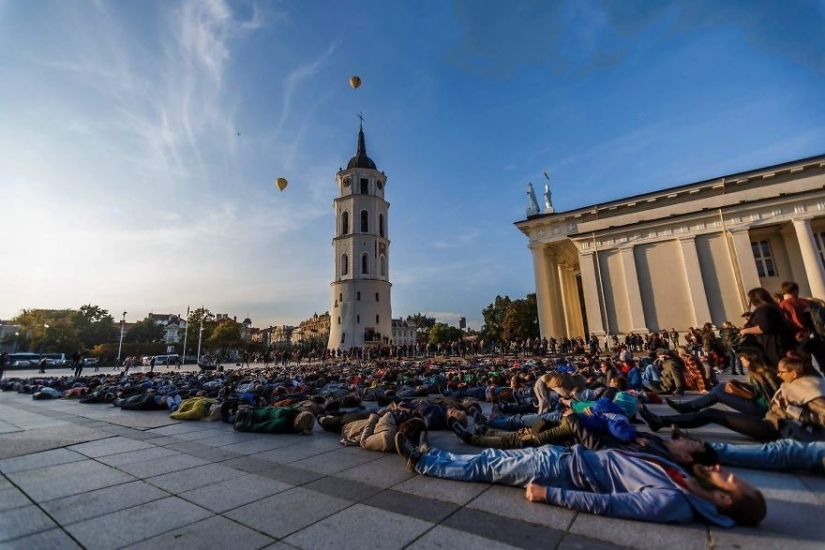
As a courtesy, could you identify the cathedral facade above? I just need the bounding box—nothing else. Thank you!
[517,154,825,338]
[327,123,393,350]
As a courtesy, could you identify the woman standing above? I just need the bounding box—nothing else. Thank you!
[738,287,796,368]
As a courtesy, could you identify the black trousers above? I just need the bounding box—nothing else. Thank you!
[660,408,779,441]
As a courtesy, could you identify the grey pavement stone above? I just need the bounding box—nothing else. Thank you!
[113,453,210,478]
[441,507,564,550]
[289,448,379,474]
[141,436,178,446]
[362,490,460,525]
[144,422,215,436]
[283,503,433,550]
[336,453,417,488]
[467,484,576,532]
[0,528,82,549]
[97,446,179,467]
[182,446,244,462]
[408,525,522,550]
[394,473,488,506]
[178,473,293,513]
[303,475,384,502]
[65,496,212,549]
[798,473,825,505]
[104,413,180,429]
[0,505,57,542]
[195,433,267,447]
[40,480,168,525]
[220,456,276,473]
[0,425,109,459]
[557,534,631,550]
[569,514,710,550]
[172,428,231,441]
[68,436,154,458]
[144,463,245,493]
[123,515,274,550]
[225,486,351,539]
[0,487,32,513]
[252,442,332,464]
[7,460,135,502]
[0,448,86,474]
[219,438,294,455]
[256,464,325,486]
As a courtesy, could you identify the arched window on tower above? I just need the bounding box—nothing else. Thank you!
[360,210,369,233]
[361,253,369,275]
[380,254,386,277]
[341,254,348,276]
[342,212,349,235]
[360,178,369,194]
[379,214,384,237]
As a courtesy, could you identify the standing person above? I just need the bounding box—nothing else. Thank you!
[739,287,797,368]
[73,350,84,377]
[779,281,825,372]
[175,355,182,369]
[149,356,156,373]
[0,351,7,380]
[38,356,47,374]
[242,351,250,368]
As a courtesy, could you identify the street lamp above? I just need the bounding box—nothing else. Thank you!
[117,312,127,365]
[13,331,19,353]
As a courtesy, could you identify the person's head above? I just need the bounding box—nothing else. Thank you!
[780,281,800,297]
[690,464,766,526]
[612,391,638,417]
[398,417,426,446]
[777,350,815,382]
[446,407,468,427]
[747,287,778,309]
[293,411,315,435]
[609,375,628,391]
[663,432,718,467]
[736,347,767,371]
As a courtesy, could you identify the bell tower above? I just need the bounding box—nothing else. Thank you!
[327,120,392,350]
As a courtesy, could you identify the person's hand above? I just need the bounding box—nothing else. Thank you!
[526,483,547,503]
[582,406,593,416]
[635,437,649,447]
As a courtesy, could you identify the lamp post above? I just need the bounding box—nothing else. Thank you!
[181,306,190,367]
[13,331,19,353]
[117,312,127,365]
[197,311,205,363]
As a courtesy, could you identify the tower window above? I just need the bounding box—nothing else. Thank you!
[339,293,343,302]
[360,210,369,232]
[338,317,341,324]
[357,315,360,324]
[341,332,345,343]
[342,211,349,235]
[380,255,386,277]
[375,292,379,302]
[360,178,369,194]
[376,315,380,324]
[379,214,384,237]
[341,254,348,276]
[362,253,369,274]
[357,291,361,300]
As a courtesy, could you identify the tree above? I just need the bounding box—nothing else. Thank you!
[480,295,512,342]
[123,317,165,344]
[206,319,242,356]
[11,309,80,352]
[428,323,463,345]
[406,313,436,332]
[76,304,118,347]
[186,308,216,354]
[501,293,539,341]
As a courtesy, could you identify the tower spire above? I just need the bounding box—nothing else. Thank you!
[347,113,377,170]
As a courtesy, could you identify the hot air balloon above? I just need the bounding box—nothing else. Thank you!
[276,177,288,192]
[349,76,361,89]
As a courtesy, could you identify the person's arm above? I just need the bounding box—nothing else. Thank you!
[526,483,695,523]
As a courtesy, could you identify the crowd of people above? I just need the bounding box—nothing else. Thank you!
[1,281,824,529]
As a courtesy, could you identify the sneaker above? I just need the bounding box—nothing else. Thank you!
[419,428,431,453]
[394,433,422,471]
[638,404,663,433]
[448,417,473,444]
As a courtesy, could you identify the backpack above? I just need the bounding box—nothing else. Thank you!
[809,300,825,339]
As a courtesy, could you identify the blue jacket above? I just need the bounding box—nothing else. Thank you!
[543,445,734,526]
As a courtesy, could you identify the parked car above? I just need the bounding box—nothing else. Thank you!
[83,358,99,366]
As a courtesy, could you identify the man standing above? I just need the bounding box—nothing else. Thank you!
[0,351,7,379]
[149,356,156,373]
[73,350,84,378]
[395,434,765,527]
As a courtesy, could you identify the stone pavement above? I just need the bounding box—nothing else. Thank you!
[0,390,823,550]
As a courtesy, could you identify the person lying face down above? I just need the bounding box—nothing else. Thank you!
[394,433,766,527]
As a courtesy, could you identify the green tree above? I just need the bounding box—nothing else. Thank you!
[480,295,512,342]
[501,293,539,341]
[406,313,436,332]
[206,319,242,356]
[185,308,216,354]
[428,323,463,344]
[76,304,118,347]
[12,309,80,352]
[123,317,165,344]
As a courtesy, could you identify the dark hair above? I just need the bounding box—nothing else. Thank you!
[780,281,799,296]
[779,350,816,377]
[721,486,767,527]
[748,287,780,309]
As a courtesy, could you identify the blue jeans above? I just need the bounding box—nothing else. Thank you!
[414,445,571,488]
[710,440,825,473]
[488,411,562,431]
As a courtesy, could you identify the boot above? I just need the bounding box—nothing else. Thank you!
[665,397,696,414]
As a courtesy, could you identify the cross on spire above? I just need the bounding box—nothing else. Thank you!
[357,112,365,129]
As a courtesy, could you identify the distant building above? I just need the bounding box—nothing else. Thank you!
[271,325,295,344]
[0,322,22,353]
[391,318,417,346]
[240,317,252,342]
[297,312,330,345]
[148,313,187,345]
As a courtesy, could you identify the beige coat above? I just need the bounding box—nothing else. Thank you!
[340,412,398,452]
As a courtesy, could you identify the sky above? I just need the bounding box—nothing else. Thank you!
[2,0,825,331]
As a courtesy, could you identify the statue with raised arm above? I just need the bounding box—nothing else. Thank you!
[543,182,554,213]
[526,182,540,216]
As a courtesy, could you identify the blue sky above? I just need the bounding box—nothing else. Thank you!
[1,0,824,331]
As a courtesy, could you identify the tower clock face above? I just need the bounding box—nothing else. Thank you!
[376,181,383,190]
[343,177,351,187]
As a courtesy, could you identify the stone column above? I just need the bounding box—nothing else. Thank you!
[619,245,648,333]
[557,264,573,337]
[530,244,553,339]
[565,267,584,337]
[578,251,605,336]
[678,236,712,326]
[544,252,567,339]
[728,227,761,297]
[793,218,825,299]
[531,245,565,339]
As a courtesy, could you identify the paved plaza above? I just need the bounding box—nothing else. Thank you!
[0,383,823,550]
